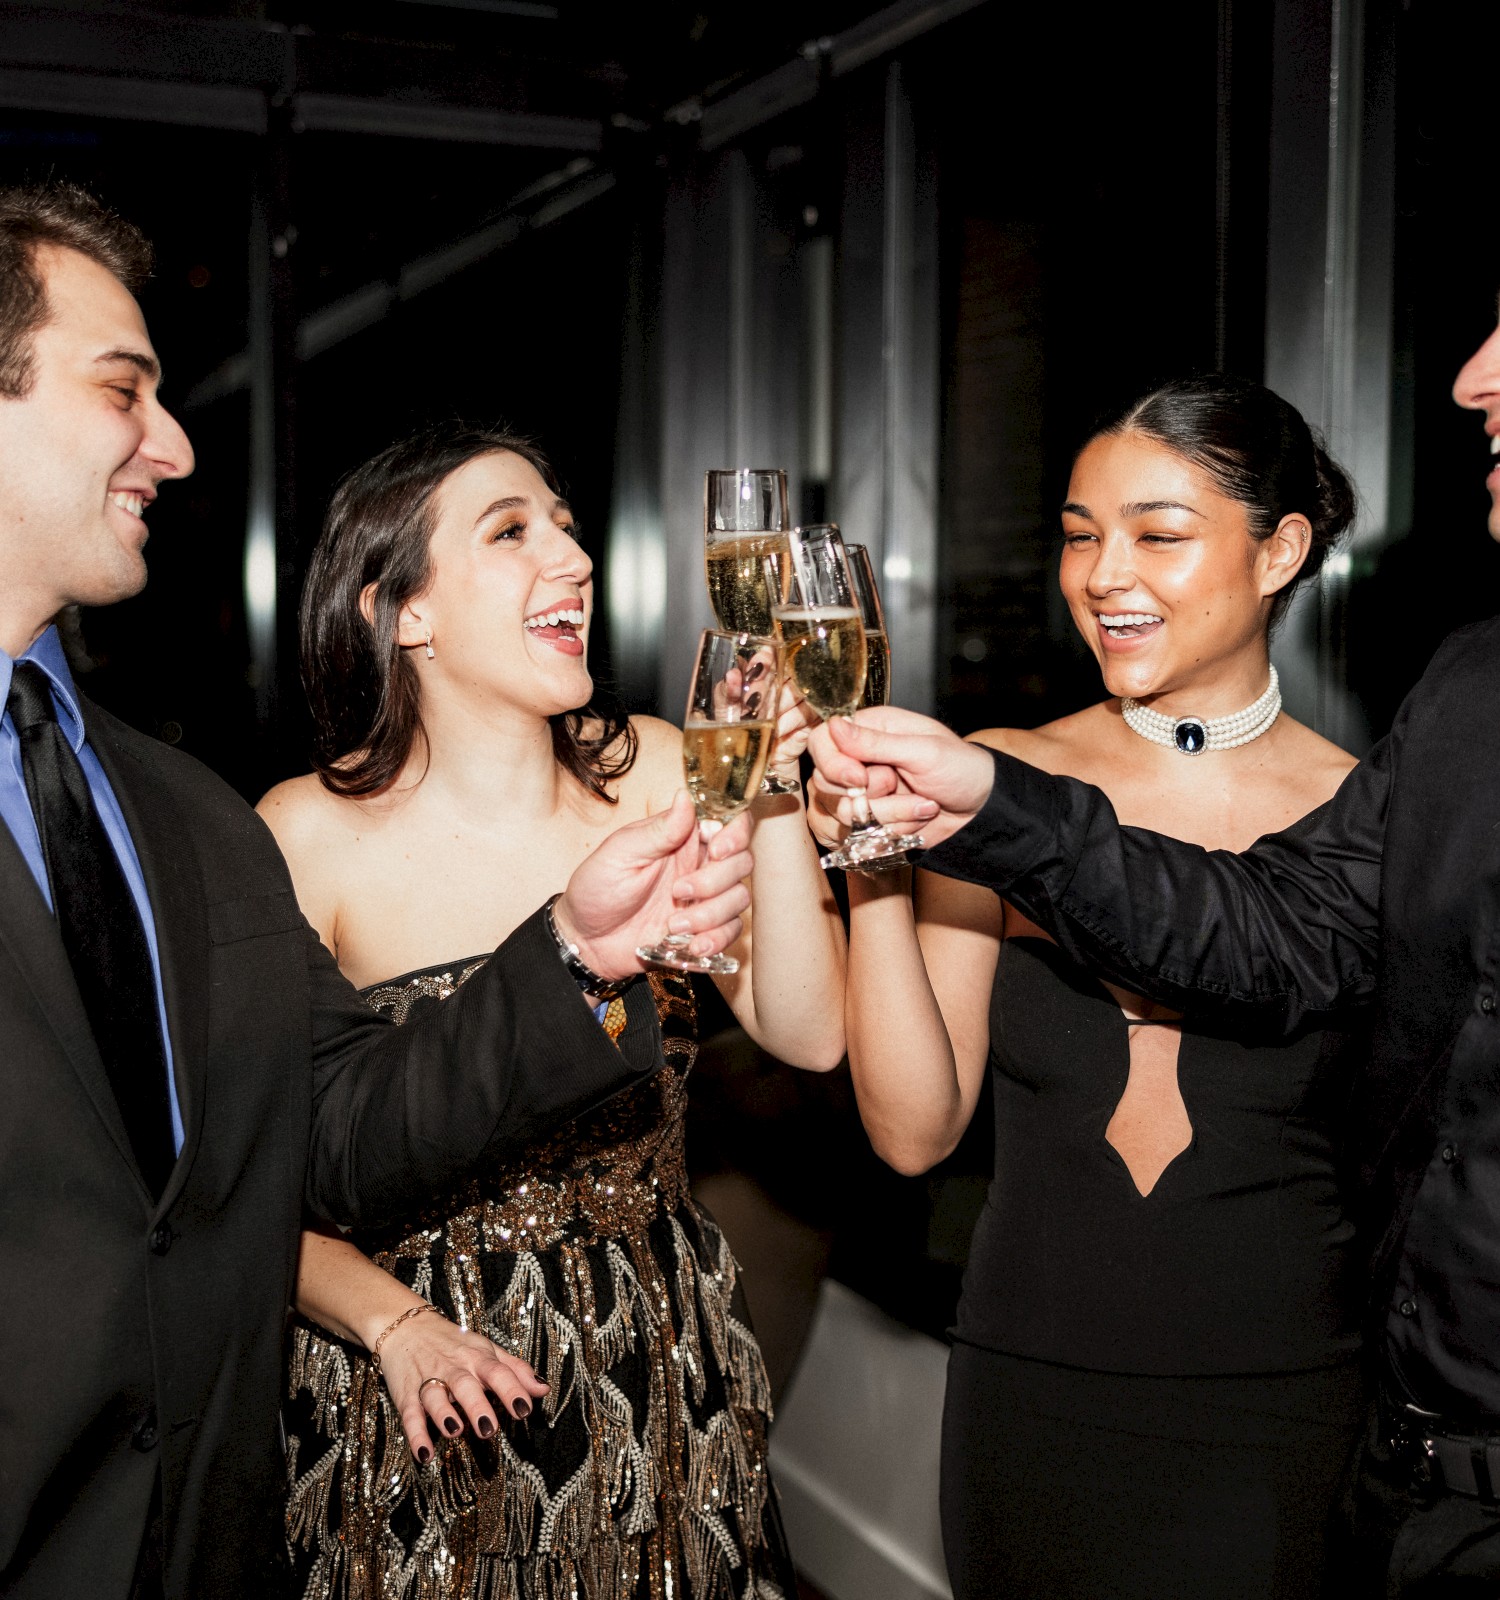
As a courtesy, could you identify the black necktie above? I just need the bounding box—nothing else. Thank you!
[8,662,174,1195]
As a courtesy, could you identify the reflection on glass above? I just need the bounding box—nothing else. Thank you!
[636,629,780,976]
[704,469,797,794]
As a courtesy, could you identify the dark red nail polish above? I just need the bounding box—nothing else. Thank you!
[477,1416,494,1437]
[417,1445,431,1464]
[512,1398,531,1418]
[443,1417,460,1435]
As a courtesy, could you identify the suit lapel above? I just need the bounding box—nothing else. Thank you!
[0,782,147,1188]
[83,706,210,1211]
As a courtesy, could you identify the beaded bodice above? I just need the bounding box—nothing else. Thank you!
[355,959,699,1265]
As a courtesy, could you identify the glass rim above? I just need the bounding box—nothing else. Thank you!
[705,467,788,479]
[699,625,780,649]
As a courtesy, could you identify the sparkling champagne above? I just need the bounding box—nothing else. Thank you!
[861,630,891,708]
[705,535,789,635]
[682,719,775,823]
[775,607,867,717]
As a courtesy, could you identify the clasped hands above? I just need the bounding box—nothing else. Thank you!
[804,705,998,851]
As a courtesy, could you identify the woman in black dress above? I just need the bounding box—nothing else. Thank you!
[827,376,1367,1598]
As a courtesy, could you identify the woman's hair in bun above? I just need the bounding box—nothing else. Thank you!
[1089,373,1357,628]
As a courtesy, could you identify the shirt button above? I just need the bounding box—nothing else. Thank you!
[1399,1299,1416,1317]
[131,1408,159,1452]
[1443,1145,1458,1164]
[149,1224,173,1256]
[1481,992,1496,1016]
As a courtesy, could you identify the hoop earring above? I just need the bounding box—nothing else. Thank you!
[424,630,435,660]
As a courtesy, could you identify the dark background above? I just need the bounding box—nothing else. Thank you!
[2,0,1497,1352]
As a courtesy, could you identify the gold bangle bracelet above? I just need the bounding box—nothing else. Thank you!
[370,1302,440,1372]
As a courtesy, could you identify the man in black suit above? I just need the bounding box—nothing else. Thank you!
[809,311,1500,1590]
[0,184,755,1599]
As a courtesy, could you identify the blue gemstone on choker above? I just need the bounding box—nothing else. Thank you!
[1174,718,1207,754]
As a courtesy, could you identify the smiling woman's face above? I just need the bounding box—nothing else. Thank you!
[409,449,595,719]
[1059,430,1296,705]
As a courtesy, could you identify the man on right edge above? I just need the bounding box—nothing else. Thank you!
[810,311,1500,1592]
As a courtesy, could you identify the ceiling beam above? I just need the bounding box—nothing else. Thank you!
[0,63,267,132]
[689,0,994,153]
[183,158,614,409]
[0,5,607,146]
[291,92,600,150]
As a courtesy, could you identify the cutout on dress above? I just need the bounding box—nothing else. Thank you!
[1103,985,1192,1197]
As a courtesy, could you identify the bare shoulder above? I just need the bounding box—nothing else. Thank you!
[966,702,1112,777]
[1275,716,1359,806]
[255,773,379,876]
[254,774,362,938]
[256,772,342,850]
[613,715,682,810]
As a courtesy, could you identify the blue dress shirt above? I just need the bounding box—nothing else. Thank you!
[0,626,184,1156]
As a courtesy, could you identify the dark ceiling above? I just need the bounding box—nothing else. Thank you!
[0,0,938,139]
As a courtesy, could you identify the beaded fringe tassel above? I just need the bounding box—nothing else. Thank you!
[286,1219,785,1600]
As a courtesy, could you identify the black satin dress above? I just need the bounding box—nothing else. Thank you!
[941,936,1368,1600]
[284,960,796,1600]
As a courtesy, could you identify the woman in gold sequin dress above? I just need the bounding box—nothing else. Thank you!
[258,424,846,1600]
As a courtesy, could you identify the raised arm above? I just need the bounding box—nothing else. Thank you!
[810,705,1393,1035]
[710,694,848,1072]
[839,864,1000,1174]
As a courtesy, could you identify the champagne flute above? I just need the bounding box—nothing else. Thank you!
[841,543,923,868]
[846,545,890,711]
[704,469,799,796]
[635,628,780,976]
[774,526,922,872]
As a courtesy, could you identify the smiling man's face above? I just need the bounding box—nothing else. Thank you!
[1453,303,1500,541]
[0,244,194,656]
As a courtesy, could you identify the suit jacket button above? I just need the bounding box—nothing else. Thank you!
[149,1224,173,1256]
[1481,992,1496,1017]
[132,1408,159,1452]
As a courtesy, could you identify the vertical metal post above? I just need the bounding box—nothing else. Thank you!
[245,100,298,746]
[606,207,667,709]
[245,187,277,727]
[1263,0,1393,753]
[1214,0,1234,371]
[836,63,940,713]
[727,150,755,466]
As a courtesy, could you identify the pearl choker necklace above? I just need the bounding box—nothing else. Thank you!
[1120,665,1281,755]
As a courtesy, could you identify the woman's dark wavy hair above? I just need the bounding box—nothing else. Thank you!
[1088,373,1357,629]
[300,422,636,799]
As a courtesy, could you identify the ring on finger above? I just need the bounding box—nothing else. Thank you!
[418,1376,453,1399]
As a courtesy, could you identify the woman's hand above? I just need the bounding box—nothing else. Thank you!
[378,1311,548,1463]
[805,754,850,848]
[766,673,818,786]
[808,709,986,847]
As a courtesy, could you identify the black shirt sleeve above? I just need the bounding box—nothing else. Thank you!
[303,907,659,1227]
[920,733,1393,1034]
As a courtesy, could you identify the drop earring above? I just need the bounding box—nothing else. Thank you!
[424,630,435,660]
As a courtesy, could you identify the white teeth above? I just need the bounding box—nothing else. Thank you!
[524,607,585,630]
[1490,434,1499,456]
[110,492,145,518]
[1100,612,1162,629]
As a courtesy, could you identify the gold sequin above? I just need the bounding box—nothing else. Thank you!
[285,966,789,1600]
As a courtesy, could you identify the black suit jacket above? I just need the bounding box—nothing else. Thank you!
[921,616,1500,1313]
[0,700,662,1598]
